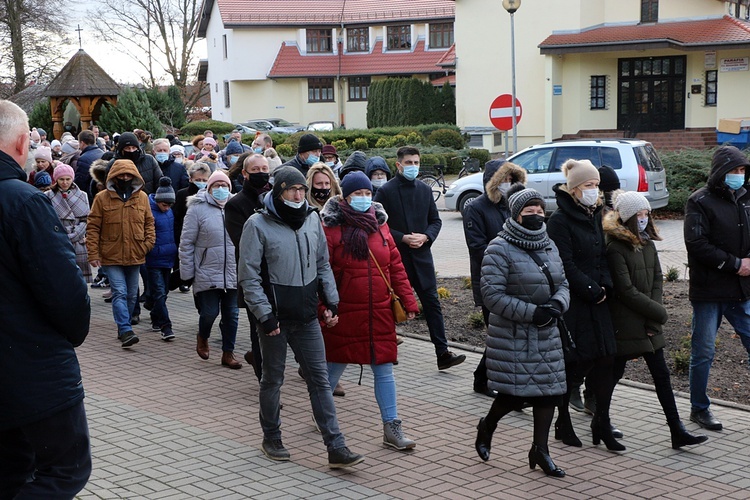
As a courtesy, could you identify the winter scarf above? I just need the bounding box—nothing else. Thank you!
[498,218,550,251]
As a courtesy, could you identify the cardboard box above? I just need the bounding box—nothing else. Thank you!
[718,118,750,134]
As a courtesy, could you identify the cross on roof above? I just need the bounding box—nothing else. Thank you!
[76,24,83,49]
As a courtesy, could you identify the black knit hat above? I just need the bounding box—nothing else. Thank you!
[598,165,620,193]
[508,187,545,221]
[272,166,308,198]
[297,134,323,154]
[154,177,175,204]
[117,132,139,153]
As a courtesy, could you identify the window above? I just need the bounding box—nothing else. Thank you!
[429,23,454,49]
[223,81,230,108]
[387,25,411,50]
[348,77,370,101]
[641,0,658,23]
[590,75,606,109]
[308,78,334,102]
[347,28,369,52]
[706,70,717,106]
[306,29,333,53]
[222,35,227,59]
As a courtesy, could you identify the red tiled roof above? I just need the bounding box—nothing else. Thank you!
[539,15,750,54]
[430,74,455,86]
[436,44,455,67]
[218,0,454,27]
[268,40,451,77]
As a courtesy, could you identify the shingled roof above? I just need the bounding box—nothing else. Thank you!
[44,49,120,97]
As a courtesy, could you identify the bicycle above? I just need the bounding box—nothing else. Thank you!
[418,164,447,202]
[457,157,482,178]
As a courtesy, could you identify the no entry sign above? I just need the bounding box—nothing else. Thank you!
[489,94,522,131]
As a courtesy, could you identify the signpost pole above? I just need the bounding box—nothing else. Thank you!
[504,131,509,158]
[510,9,518,154]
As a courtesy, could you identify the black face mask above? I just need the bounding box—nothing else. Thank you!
[115,178,133,192]
[520,214,544,231]
[121,149,141,162]
[247,172,270,189]
[311,187,331,203]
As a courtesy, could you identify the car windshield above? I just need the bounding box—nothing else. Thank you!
[271,119,294,127]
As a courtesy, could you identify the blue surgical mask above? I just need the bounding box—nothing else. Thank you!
[211,186,230,201]
[229,155,239,165]
[402,165,419,181]
[371,178,386,188]
[306,154,320,166]
[725,173,745,190]
[325,161,335,168]
[194,181,207,190]
[155,152,169,163]
[253,147,263,154]
[349,195,372,212]
[283,198,306,209]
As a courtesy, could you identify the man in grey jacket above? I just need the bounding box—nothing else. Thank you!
[238,166,364,469]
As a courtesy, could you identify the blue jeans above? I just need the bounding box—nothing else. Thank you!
[328,362,398,423]
[102,265,140,336]
[690,300,750,411]
[147,267,171,329]
[257,319,346,451]
[194,289,238,352]
[0,400,91,499]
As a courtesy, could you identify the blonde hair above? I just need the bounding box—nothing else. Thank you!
[305,162,341,209]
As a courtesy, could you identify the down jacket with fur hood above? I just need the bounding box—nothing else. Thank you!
[179,190,237,293]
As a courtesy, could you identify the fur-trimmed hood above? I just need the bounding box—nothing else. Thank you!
[89,158,109,186]
[603,209,661,250]
[319,195,388,228]
[486,162,527,204]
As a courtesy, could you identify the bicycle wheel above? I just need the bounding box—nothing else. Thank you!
[419,175,441,202]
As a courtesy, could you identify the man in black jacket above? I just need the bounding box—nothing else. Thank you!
[75,129,103,199]
[685,145,750,432]
[280,133,322,177]
[374,146,465,370]
[0,99,92,498]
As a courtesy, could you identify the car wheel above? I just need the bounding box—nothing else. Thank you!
[458,191,480,216]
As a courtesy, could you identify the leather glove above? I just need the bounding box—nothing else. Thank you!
[547,300,563,318]
[532,305,555,327]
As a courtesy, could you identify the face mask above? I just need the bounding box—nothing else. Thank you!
[253,147,263,154]
[122,149,141,162]
[371,178,386,189]
[725,173,745,190]
[211,186,230,201]
[349,195,372,212]
[498,182,511,196]
[283,198,306,209]
[578,188,599,206]
[229,156,239,165]
[194,181,207,190]
[520,214,544,231]
[115,178,133,191]
[306,154,320,166]
[155,153,169,163]
[247,172,269,189]
[637,217,649,232]
[325,161,335,168]
[402,165,419,181]
[311,187,331,202]
[31,141,40,149]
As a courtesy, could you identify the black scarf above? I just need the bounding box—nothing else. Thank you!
[339,201,379,260]
[273,198,308,230]
[498,219,550,250]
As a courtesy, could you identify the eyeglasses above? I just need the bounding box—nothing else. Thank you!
[284,186,307,194]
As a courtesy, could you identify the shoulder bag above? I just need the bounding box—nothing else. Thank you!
[369,249,409,324]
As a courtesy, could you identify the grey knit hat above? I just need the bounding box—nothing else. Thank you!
[508,187,545,221]
[613,190,650,223]
[272,166,308,198]
[154,177,176,204]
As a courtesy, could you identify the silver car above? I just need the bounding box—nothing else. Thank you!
[444,139,669,215]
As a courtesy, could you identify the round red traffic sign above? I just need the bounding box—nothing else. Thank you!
[489,94,522,131]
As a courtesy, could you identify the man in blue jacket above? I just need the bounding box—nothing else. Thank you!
[0,100,92,498]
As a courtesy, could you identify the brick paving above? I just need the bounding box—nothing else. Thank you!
[75,213,750,499]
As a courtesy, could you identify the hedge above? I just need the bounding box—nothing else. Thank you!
[179,120,237,137]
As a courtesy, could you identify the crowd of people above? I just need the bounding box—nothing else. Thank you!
[4,98,750,495]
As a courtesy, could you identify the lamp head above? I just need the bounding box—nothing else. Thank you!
[502,0,522,14]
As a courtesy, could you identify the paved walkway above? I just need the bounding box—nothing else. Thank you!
[74,214,750,499]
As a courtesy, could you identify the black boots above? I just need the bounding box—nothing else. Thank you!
[554,415,582,447]
[591,416,626,451]
[475,417,496,462]
[528,443,565,478]
[669,420,709,449]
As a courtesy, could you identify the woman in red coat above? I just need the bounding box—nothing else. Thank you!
[320,171,419,451]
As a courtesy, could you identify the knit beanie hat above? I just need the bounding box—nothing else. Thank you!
[225,140,244,155]
[53,163,75,182]
[598,165,620,193]
[203,136,217,148]
[30,130,40,142]
[154,176,176,204]
[297,133,323,154]
[61,141,79,154]
[365,156,391,179]
[562,159,600,189]
[340,170,372,198]
[272,166,307,198]
[34,171,52,188]
[322,144,338,158]
[206,169,231,192]
[34,147,53,163]
[37,128,47,137]
[613,190,650,223]
[170,144,185,156]
[508,187,545,221]
[51,140,62,149]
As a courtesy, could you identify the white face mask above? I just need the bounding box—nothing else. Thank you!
[283,198,306,209]
[498,182,511,196]
[637,217,649,232]
[578,188,599,206]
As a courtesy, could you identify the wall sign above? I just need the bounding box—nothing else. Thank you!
[720,57,749,72]
[704,51,716,69]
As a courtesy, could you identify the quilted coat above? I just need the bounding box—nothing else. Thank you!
[146,194,177,269]
[320,197,419,365]
[480,235,570,397]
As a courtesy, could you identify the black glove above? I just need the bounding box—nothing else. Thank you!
[261,314,279,334]
[532,305,555,327]
[183,277,194,287]
[547,300,563,318]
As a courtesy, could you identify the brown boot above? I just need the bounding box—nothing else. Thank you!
[196,335,209,360]
[221,351,242,369]
[333,382,346,397]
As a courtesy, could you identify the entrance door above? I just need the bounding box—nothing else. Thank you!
[618,56,686,133]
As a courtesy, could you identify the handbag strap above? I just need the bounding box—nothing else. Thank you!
[523,248,556,296]
[368,248,396,295]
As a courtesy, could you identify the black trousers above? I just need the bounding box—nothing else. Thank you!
[0,400,91,500]
[402,266,448,357]
[613,348,679,424]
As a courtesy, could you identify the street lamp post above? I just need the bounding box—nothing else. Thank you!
[502,0,521,153]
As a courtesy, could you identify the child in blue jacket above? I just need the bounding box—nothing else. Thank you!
[147,177,178,340]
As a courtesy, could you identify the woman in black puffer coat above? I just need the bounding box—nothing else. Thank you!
[546,159,624,452]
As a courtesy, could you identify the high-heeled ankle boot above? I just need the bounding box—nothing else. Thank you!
[669,420,708,449]
[554,416,582,447]
[528,443,565,478]
[475,417,496,462]
[591,416,626,451]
